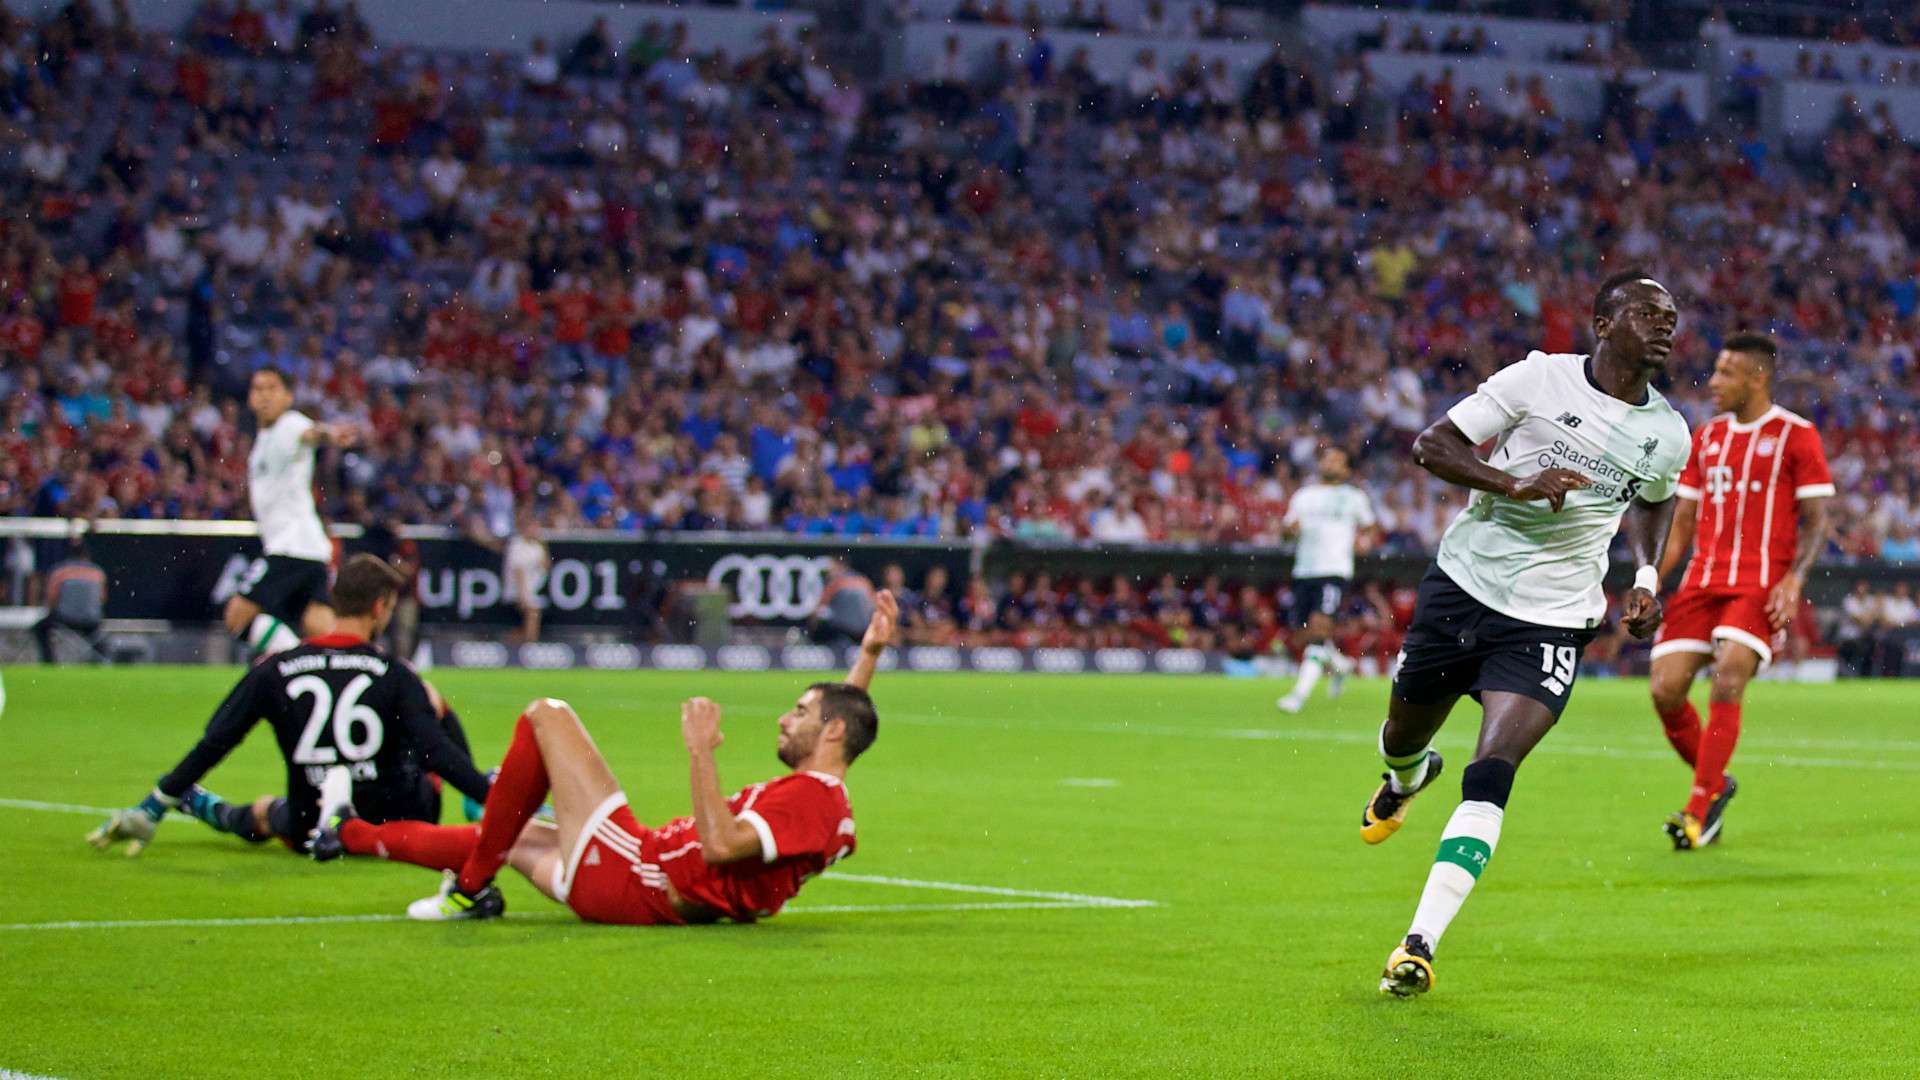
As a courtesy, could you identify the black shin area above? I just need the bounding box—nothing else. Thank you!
[216,802,271,843]
[1461,758,1516,809]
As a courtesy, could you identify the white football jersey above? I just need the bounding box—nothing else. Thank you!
[248,409,331,562]
[1285,482,1376,580]
[1437,351,1690,629]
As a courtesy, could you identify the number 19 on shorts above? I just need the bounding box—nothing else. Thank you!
[1537,644,1577,696]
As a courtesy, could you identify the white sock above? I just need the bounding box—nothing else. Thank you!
[246,614,301,657]
[1291,645,1326,699]
[1407,800,1504,950]
[1379,724,1431,794]
[1329,649,1356,675]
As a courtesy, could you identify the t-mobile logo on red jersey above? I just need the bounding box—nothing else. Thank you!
[1705,465,1735,504]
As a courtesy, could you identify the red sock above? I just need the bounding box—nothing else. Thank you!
[456,713,548,894]
[340,819,479,871]
[1686,701,1742,820]
[1657,700,1702,768]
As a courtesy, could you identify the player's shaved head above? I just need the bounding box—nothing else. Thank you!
[333,554,407,617]
[1593,269,1668,321]
[808,681,879,764]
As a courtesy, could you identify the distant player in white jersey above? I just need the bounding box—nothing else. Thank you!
[1277,447,1378,714]
[1361,272,1690,998]
[223,366,355,658]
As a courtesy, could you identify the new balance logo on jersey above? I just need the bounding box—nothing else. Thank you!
[1555,412,1583,429]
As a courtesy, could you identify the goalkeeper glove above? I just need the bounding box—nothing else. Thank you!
[86,789,178,857]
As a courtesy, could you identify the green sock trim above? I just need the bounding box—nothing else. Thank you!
[249,616,288,655]
[1436,836,1493,879]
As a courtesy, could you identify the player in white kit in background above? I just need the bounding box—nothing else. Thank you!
[223,366,357,658]
[1277,447,1378,714]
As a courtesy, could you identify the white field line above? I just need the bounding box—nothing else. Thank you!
[0,798,123,815]
[0,901,1130,932]
[787,901,1106,915]
[820,871,1157,908]
[3,1071,69,1080]
[883,713,1920,771]
[0,914,415,932]
[1,798,1159,923]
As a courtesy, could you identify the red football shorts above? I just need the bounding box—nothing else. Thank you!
[1651,586,1777,667]
[551,793,686,926]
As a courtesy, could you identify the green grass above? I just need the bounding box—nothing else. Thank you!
[1,666,1916,1078]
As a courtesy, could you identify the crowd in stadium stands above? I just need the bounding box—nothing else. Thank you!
[1321,1,1920,49]
[905,0,1250,42]
[1834,579,1920,675]
[873,560,1416,662]
[1696,4,1920,50]
[2,0,1919,603]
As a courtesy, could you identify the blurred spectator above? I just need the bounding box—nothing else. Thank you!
[503,506,549,644]
[34,537,109,663]
[812,559,876,647]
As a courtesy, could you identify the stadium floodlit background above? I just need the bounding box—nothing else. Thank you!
[2,0,1919,1076]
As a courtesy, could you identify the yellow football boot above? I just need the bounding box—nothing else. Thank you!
[1380,935,1436,997]
[1361,751,1444,845]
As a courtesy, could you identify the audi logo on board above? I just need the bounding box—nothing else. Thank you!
[706,554,836,620]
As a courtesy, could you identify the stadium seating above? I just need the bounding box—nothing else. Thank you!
[1,0,1917,649]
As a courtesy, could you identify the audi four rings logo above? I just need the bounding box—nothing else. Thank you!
[1154,649,1206,673]
[706,554,836,620]
[970,647,1024,673]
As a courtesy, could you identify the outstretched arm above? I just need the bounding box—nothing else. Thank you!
[843,589,898,692]
[1765,497,1830,630]
[1411,418,1591,510]
[681,697,762,865]
[300,422,360,447]
[1619,494,1676,639]
[395,678,491,806]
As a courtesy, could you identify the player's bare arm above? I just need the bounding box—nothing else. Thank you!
[1656,496,1698,584]
[300,421,360,447]
[680,697,761,864]
[1620,494,1675,639]
[1411,418,1591,511]
[844,589,898,692]
[1766,497,1830,629]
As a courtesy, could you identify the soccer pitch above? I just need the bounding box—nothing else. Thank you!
[2,667,1915,1078]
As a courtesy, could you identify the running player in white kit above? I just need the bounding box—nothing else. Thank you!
[223,366,357,658]
[1362,272,1690,997]
[1277,447,1378,714]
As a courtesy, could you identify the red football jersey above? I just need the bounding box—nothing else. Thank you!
[653,771,856,922]
[1675,406,1834,591]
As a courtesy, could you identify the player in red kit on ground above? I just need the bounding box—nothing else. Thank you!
[314,593,895,925]
[1647,333,1831,849]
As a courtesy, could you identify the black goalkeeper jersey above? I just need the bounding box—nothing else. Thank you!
[157,635,490,835]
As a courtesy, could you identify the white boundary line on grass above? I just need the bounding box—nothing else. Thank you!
[819,871,1156,908]
[0,798,1159,926]
[0,901,1125,933]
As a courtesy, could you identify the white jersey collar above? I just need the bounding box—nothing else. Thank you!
[1725,404,1779,433]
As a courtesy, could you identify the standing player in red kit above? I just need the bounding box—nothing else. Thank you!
[314,592,894,925]
[1648,333,1831,849]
